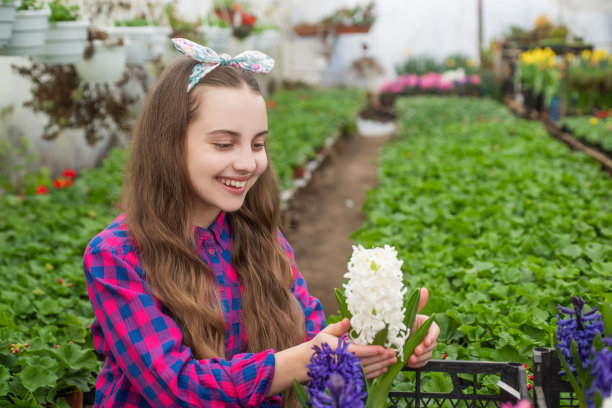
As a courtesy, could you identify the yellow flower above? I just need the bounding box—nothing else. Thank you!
[466,59,474,67]
[590,117,598,125]
[567,53,575,62]
[447,58,456,67]
[581,49,592,60]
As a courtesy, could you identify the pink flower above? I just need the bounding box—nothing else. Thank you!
[469,74,481,85]
[501,400,532,408]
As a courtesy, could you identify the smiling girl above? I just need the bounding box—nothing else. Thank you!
[82,39,438,407]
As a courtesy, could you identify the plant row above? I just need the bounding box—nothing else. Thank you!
[351,96,612,371]
[0,87,362,407]
[560,113,612,154]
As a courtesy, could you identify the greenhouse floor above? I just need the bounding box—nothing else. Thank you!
[284,131,392,316]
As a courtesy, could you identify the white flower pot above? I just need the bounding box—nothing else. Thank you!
[108,25,170,65]
[74,40,127,83]
[0,3,16,49]
[0,8,49,56]
[227,35,256,56]
[197,25,231,53]
[255,30,280,52]
[36,20,89,64]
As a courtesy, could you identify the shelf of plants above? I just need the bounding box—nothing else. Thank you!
[0,87,362,407]
[560,114,612,157]
[350,97,612,397]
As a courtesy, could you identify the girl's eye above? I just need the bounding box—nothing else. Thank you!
[214,143,233,150]
[253,142,266,150]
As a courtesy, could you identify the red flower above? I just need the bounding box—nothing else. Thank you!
[53,178,66,189]
[528,383,533,390]
[442,353,447,359]
[266,99,276,109]
[594,110,609,119]
[35,185,49,195]
[529,375,533,381]
[62,168,77,179]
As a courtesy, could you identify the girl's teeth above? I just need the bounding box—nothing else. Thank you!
[221,179,246,188]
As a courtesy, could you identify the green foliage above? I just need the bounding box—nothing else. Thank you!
[48,0,80,23]
[352,96,612,369]
[16,0,43,10]
[267,88,364,191]
[561,115,612,152]
[396,54,479,76]
[0,149,125,405]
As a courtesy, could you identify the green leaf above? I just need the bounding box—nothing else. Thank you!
[53,343,98,370]
[0,365,10,396]
[334,288,352,321]
[560,244,582,259]
[17,366,58,392]
[602,298,612,337]
[556,348,586,408]
[403,288,421,333]
[372,324,389,348]
[293,379,310,407]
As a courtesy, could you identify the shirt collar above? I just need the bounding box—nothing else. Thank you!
[195,211,231,250]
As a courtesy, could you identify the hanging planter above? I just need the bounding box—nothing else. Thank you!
[0,7,49,56]
[254,28,280,52]
[108,25,155,65]
[74,38,127,83]
[0,2,16,49]
[333,24,371,35]
[197,25,231,53]
[37,20,89,64]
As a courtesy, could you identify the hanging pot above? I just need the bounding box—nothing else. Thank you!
[0,2,16,49]
[255,29,280,52]
[197,25,231,53]
[0,7,49,56]
[74,39,127,83]
[37,20,89,64]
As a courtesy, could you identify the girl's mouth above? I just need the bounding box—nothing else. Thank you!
[218,177,248,193]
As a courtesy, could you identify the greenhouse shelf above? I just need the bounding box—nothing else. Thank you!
[533,347,578,408]
[389,359,529,407]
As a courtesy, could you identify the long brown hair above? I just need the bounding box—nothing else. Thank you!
[124,57,305,369]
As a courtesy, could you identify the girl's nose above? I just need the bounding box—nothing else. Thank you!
[233,148,257,173]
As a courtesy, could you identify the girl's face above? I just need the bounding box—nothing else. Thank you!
[185,85,268,227]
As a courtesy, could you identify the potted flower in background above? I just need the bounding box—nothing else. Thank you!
[111,16,170,66]
[0,0,49,56]
[36,0,89,64]
[0,0,17,48]
[325,1,376,35]
[197,15,231,52]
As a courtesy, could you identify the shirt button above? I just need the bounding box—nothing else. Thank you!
[209,248,215,255]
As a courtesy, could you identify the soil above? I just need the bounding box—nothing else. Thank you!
[282,131,393,318]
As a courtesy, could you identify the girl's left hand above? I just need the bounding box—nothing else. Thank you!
[405,287,440,368]
[405,313,440,368]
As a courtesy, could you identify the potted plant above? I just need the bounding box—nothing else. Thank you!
[0,0,49,56]
[36,0,89,64]
[74,27,127,83]
[324,1,376,35]
[254,23,280,52]
[0,0,16,48]
[197,15,231,53]
[110,17,165,66]
[162,3,200,65]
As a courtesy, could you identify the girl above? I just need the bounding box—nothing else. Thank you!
[83,39,438,407]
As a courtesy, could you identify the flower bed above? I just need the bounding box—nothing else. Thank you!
[0,87,363,406]
[560,113,612,155]
[351,96,612,373]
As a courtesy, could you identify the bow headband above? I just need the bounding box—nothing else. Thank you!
[171,38,275,92]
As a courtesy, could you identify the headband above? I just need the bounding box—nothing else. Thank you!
[171,38,275,92]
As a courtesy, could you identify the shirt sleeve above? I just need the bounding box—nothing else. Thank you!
[83,239,276,408]
[276,229,327,340]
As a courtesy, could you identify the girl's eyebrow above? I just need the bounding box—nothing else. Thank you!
[206,129,269,138]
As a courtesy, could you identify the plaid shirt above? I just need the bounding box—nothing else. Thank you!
[83,212,326,407]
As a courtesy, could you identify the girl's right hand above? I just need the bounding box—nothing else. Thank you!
[309,318,397,379]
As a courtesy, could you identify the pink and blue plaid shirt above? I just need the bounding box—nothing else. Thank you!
[83,212,326,407]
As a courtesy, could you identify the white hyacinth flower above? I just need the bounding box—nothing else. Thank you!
[343,245,409,359]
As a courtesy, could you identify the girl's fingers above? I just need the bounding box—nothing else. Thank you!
[362,355,397,378]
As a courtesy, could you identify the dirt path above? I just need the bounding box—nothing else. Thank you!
[283,132,392,318]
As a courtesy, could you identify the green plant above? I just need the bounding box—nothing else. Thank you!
[352,96,612,374]
[164,2,201,42]
[48,0,80,23]
[16,0,43,10]
[323,1,376,27]
[115,17,157,27]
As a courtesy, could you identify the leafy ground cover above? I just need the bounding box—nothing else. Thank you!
[561,114,612,154]
[267,87,363,190]
[0,87,362,407]
[352,96,612,371]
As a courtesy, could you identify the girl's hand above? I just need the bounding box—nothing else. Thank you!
[310,318,397,379]
[405,288,440,368]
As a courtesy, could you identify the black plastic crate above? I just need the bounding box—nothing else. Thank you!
[388,360,529,407]
[532,347,578,408]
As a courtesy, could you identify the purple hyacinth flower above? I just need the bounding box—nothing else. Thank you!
[585,339,612,408]
[307,338,368,408]
[556,297,604,373]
